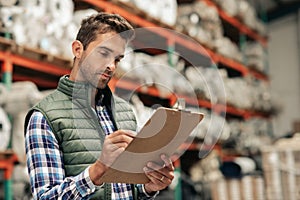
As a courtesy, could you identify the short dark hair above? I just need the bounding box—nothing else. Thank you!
[76,12,135,50]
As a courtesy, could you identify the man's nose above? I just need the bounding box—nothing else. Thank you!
[107,60,116,71]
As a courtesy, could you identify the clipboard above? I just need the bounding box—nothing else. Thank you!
[99,107,204,184]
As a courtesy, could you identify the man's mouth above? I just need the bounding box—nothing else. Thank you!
[100,71,113,79]
[101,73,111,78]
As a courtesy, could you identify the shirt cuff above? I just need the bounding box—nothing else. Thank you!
[74,166,96,197]
[137,184,159,199]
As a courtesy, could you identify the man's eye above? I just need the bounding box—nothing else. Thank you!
[100,51,109,57]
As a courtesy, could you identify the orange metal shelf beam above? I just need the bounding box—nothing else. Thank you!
[0,51,70,76]
[202,0,268,47]
[249,69,269,81]
[226,105,247,118]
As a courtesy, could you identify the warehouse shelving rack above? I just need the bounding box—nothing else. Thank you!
[81,0,269,81]
[201,0,267,46]
[0,0,270,199]
[0,37,71,89]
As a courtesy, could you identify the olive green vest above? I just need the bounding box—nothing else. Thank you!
[25,76,137,199]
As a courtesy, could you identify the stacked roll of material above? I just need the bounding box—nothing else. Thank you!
[224,77,253,109]
[185,66,227,103]
[186,107,230,143]
[262,134,300,200]
[190,150,223,183]
[177,1,243,61]
[245,42,266,73]
[237,0,256,29]
[0,107,11,151]
[0,6,24,36]
[213,37,243,62]
[0,84,10,151]
[224,75,273,112]
[226,118,272,155]
[212,0,267,36]
[0,0,17,6]
[236,0,267,36]
[48,0,74,26]
[4,81,44,163]
[132,0,177,26]
[213,0,238,17]
[250,78,273,112]
[0,0,78,58]
[210,175,265,200]
[177,1,222,49]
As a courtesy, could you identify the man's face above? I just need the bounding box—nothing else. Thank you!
[77,32,126,89]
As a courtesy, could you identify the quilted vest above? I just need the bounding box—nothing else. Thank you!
[25,76,137,199]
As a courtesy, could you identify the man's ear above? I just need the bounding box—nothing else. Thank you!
[72,40,84,59]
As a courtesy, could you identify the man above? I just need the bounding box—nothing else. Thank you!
[25,12,174,199]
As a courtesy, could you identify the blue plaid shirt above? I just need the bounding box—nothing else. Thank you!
[25,101,157,199]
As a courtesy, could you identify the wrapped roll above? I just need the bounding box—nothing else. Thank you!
[0,107,11,151]
[133,0,159,19]
[158,0,177,26]
[73,9,98,26]
[19,0,47,18]
[133,0,177,26]
[213,0,238,17]
[0,83,7,105]
[0,0,17,6]
[4,82,44,162]
[48,0,74,26]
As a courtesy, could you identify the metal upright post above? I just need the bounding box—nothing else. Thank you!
[1,53,13,200]
[1,53,13,90]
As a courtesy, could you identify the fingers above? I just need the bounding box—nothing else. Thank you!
[106,130,136,149]
[144,154,175,182]
[99,130,136,167]
[143,154,175,193]
[161,154,174,171]
[108,130,136,141]
[145,169,173,186]
[145,163,174,182]
[144,167,173,185]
